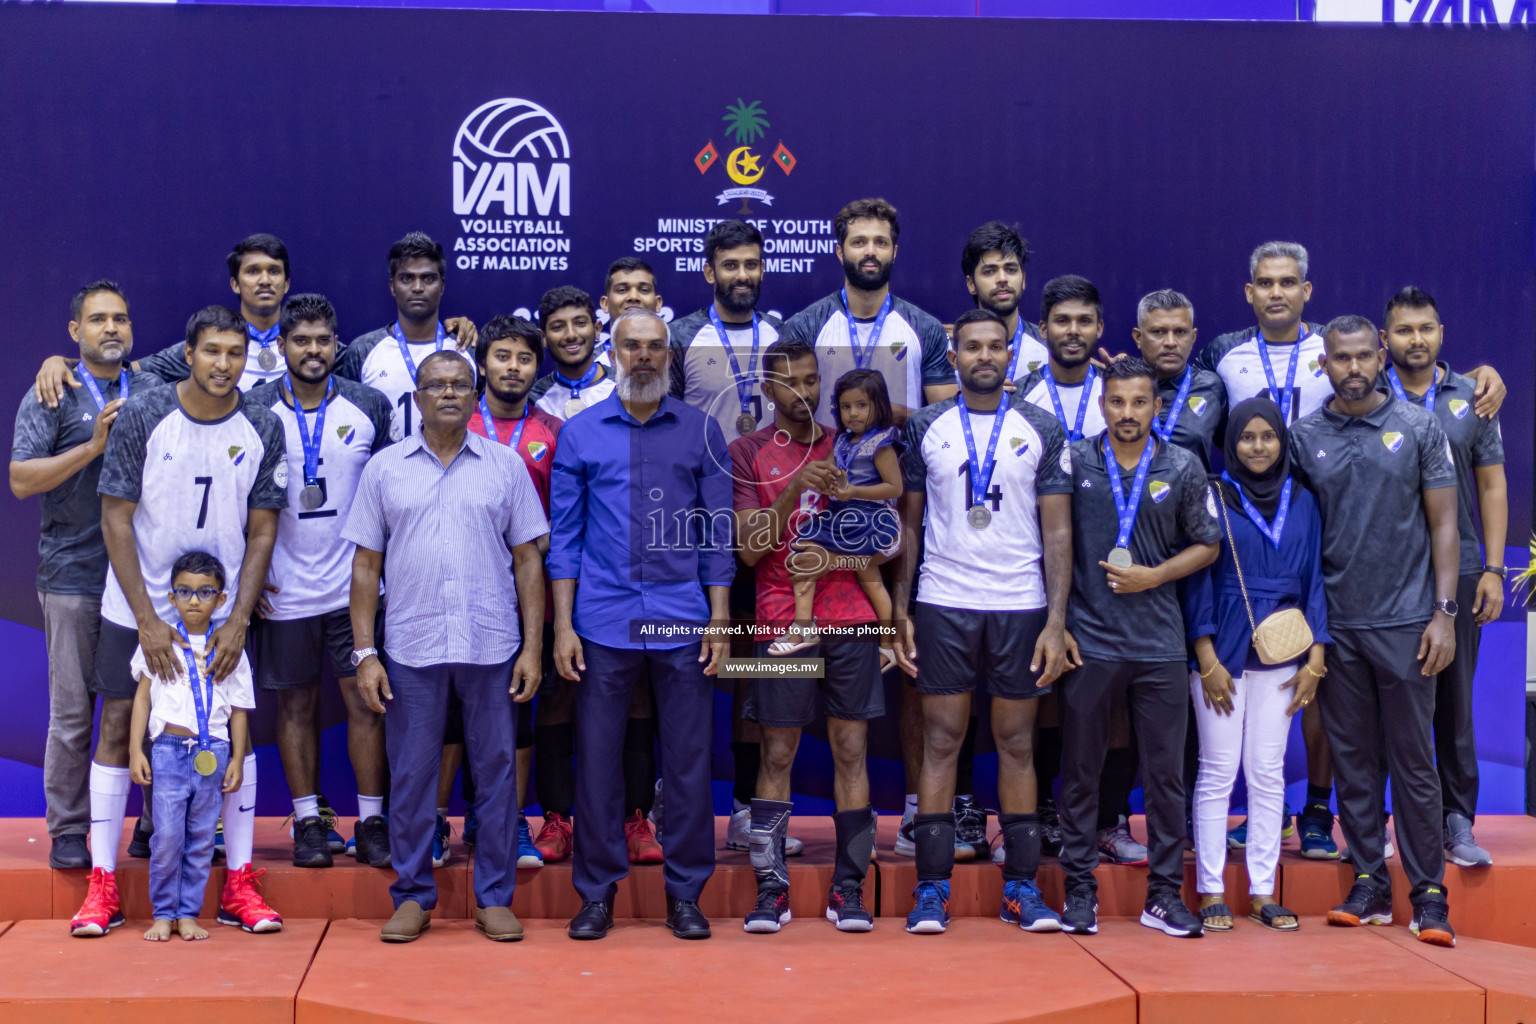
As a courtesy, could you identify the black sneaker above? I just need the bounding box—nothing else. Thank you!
[292,815,334,868]
[49,833,90,869]
[1140,890,1203,938]
[1039,799,1063,858]
[743,888,791,933]
[315,794,347,852]
[1327,876,1393,927]
[127,817,153,859]
[1410,897,1455,948]
[952,795,990,863]
[353,815,392,868]
[1061,884,1098,935]
[826,884,874,932]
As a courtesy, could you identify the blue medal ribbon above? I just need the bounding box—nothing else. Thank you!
[391,321,449,382]
[554,361,599,402]
[708,305,761,416]
[1006,319,1030,384]
[79,370,129,413]
[1044,366,1096,442]
[1387,366,1437,410]
[248,323,280,355]
[956,392,1009,510]
[1104,435,1157,552]
[840,288,893,370]
[285,375,331,488]
[1255,327,1306,421]
[175,622,216,760]
[1222,472,1292,551]
[479,396,529,453]
[1154,367,1195,443]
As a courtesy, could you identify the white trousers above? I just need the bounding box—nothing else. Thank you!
[1189,663,1295,896]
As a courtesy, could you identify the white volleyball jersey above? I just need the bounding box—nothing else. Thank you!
[1198,324,1330,425]
[528,366,618,422]
[1017,368,1108,443]
[780,291,951,417]
[667,307,784,444]
[336,324,476,442]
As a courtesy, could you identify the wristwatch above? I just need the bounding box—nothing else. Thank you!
[1482,565,1508,579]
[350,647,379,667]
[1433,599,1459,617]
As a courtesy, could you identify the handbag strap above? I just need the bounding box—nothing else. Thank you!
[1213,482,1260,635]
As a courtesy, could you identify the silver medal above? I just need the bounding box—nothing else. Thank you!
[736,413,757,436]
[300,483,324,510]
[1107,546,1134,568]
[258,347,277,371]
[967,505,991,531]
[564,397,586,419]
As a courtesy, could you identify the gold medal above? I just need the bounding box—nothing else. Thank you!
[194,749,218,776]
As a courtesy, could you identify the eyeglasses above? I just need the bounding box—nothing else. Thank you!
[419,383,475,397]
[172,585,222,602]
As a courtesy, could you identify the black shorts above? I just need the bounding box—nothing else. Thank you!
[253,609,363,690]
[742,640,885,729]
[911,603,1052,700]
[90,618,141,700]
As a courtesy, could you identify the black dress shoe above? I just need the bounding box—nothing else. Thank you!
[666,897,712,939]
[127,817,153,859]
[49,833,90,869]
[568,899,614,940]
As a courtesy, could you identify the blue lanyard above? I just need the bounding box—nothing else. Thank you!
[956,392,1009,509]
[1006,319,1029,383]
[1044,366,1096,442]
[708,306,761,412]
[1105,436,1157,551]
[1387,366,1437,410]
[392,321,448,382]
[176,622,215,756]
[285,375,331,487]
[479,396,529,453]
[1154,367,1195,443]
[840,288,893,370]
[79,370,128,413]
[554,362,600,401]
[248,323,279,351]
[1222,472,1292,550]
[1255,327,1306,421]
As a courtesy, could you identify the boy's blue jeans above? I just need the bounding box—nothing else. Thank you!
[148,735,229,920]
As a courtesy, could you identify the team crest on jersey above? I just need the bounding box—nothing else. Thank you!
[1009,437,1029,457]
[227,445,245,465]
[1188,397,1208,416]
[1382,431,1404,453]
[1308,358,1324,377]
[1026,360,1042,373]
[890,337,907,361]
[336,424,356,445]
[527,441,549,462]
[1148,480,1171,503]
[273,460,288,488]
[1449,399,1469,419]
[1206,489,1219,518]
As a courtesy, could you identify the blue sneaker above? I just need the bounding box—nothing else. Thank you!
[316,794,347,853]
[1001,879,1062,932]
[432,814,451,868]
[463,802,479,849]
[905,880,950,934]
[1298,803,1341,859]
[1229,802,1295,849]
[1280,800,1295,840]
[516,816,544,868]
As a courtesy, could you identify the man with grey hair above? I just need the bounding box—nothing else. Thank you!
[1288,314,1459,948]
[1131,289,1225,470]
[550,306,734,941]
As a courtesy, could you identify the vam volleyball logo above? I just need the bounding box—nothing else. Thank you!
[452,98,573,273]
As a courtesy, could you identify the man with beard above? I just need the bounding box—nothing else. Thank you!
[344,351,548,944]
[72,305,287,937]
[1379,288,1506,870]
[597,257,667,367]
[463,314,563,868]
[246,296,394,869]
[1017,276,1108,444]
[1131,290,1225,471]
[892,309,1075,936]
[530,286,619,422]
[11,282,159,871]
[961,222,1049,385]
[1056,357,1219,939]
[552,308,733,941]
[782,198,953,424]
[1290,316,1459,948]
[335,232,479,442]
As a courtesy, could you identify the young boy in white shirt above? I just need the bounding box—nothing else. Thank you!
[128,551,254,941]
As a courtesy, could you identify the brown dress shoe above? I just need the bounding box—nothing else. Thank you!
[381,900,432,943]
[476,905,524,942]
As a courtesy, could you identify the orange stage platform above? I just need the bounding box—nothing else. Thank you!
[2,815,1535,1022]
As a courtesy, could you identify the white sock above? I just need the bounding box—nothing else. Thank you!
[904,793,918,818]
[89,762,132,873]
[220,753,258,871]
[292,794,319,821]
[358,794,384,820]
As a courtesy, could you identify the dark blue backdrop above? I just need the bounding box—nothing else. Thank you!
[0,5,1531,816]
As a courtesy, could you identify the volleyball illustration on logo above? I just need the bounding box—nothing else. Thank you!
[452,98,572,218]
[454,98,570,169]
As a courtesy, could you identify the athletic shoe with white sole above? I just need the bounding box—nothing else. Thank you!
[1443,812,1492,868]
[1327,876,1393,927]
[905,880,950,934]
[1001,879,1062,932]
[826,884,874,932]
[1097,816,1148,865]
[1140,890,1203,937]
[743,888,791,933]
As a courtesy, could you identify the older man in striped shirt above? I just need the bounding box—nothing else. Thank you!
[343,350,548,944]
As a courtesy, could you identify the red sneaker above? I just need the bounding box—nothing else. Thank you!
[70,867,124,937]
[218,865,284,933]
[535,812,573,862]
[625,810,664,864]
